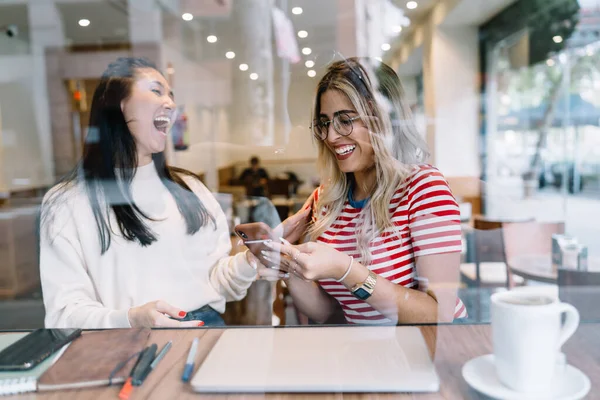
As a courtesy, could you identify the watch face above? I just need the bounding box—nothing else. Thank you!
[353,287,371,300]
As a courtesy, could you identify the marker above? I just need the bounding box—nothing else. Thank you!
[131,344,157,386]
[138,341,172,384]
[119,346,150,400]
[181,337,199,382]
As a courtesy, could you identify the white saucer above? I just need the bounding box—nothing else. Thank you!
[462,354,590,400]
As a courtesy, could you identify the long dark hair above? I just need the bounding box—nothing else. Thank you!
[43,57,214,254]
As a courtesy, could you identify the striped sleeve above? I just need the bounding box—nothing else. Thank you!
[406,167,462,257]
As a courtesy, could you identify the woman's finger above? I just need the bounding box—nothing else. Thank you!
[152,312,204,328]
[260,249,282,266]
[257,267,290,281]
[177,320,205,328]
[245,250,259,269]
[154,300,187,319]
[302,192,315,211]
[263,240,297,258]
[295,242,316,254]
[263,251,303,271]
[261,251,295,272]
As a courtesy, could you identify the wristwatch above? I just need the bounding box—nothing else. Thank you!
[351,271,377,300]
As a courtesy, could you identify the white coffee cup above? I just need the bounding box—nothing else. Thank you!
[490,290,580,393]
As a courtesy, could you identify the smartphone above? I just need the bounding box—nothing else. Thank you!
[234,222,274,244]
[0,328,82,371]
[234,222,278,266]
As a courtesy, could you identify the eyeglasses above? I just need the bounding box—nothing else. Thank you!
[311,113,362,141]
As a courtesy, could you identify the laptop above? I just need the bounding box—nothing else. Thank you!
[191,326,440,393]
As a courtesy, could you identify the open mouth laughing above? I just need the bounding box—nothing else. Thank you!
[153,115,171,136]
[334,144,356,160]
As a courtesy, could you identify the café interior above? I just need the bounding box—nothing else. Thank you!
[0,0,599,398]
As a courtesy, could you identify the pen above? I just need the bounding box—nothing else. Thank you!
[181,337,199,383]
[131,343,157,386]
[118,346,149,400]
[138,341,172,384]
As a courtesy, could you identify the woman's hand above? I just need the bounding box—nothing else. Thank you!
[262,240,351,282]
[247,249,290,281]
[128,300,205,328]
[272,193,314,244]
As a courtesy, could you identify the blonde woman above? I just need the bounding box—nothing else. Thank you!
[263,58,467,324]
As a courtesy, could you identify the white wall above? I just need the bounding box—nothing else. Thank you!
[161,44,235,189]
[430,26,480,177]
[0,0,67,192]
[0,56,54,192]
[400,75,418,106]
[392,0,481,179]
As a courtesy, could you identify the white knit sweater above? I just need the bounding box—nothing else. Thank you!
[40,162,256,329]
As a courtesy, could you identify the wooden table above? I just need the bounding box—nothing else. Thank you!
[6,324,600,399]
[509,255,600,284]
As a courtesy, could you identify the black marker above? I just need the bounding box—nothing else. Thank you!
[131,343,157,386]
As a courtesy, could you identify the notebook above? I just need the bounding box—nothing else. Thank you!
[191,326,440,393]
[0,333,69,396]
[38,328,150,391]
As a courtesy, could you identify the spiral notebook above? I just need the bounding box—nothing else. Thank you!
[0,333,69,396]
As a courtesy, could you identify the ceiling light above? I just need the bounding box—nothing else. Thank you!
[250,73,259,80]
[307,70,316,78]
[302,47,312,55]
[546,59,555,67]
[239,63,249,71]
[298,30,308,38]
[226,51,236,59]
[207,35,217,43]
[392,25,403,34]
[78,19,90,27]
[381,43,391,51]
[407,1,418,10]
[182,13,193,21]
[305,60,315,68]
[292,7,303,15]
[586,46,594,56]
[553,35,563,44]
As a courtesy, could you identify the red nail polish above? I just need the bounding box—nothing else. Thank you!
[178,311,186,318]
[197,321,205,327]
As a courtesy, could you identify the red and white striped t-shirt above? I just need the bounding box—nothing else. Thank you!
[314,165,467,324]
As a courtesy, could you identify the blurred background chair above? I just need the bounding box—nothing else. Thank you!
[473,215,534,231]
[502,221,564,259]
[460,227,524,321]
[558,269,600,322]
[500,221,565,285]
[461,228,524,289]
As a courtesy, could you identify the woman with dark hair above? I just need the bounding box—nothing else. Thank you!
[40,57,262,329]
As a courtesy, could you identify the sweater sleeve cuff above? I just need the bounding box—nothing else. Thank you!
[110,309,132,328]
[234,251,258,280]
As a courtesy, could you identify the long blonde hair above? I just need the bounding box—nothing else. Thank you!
[309,57,429,264]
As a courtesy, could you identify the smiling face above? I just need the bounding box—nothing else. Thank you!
[318,89,375,175]
[120,68,175,165]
